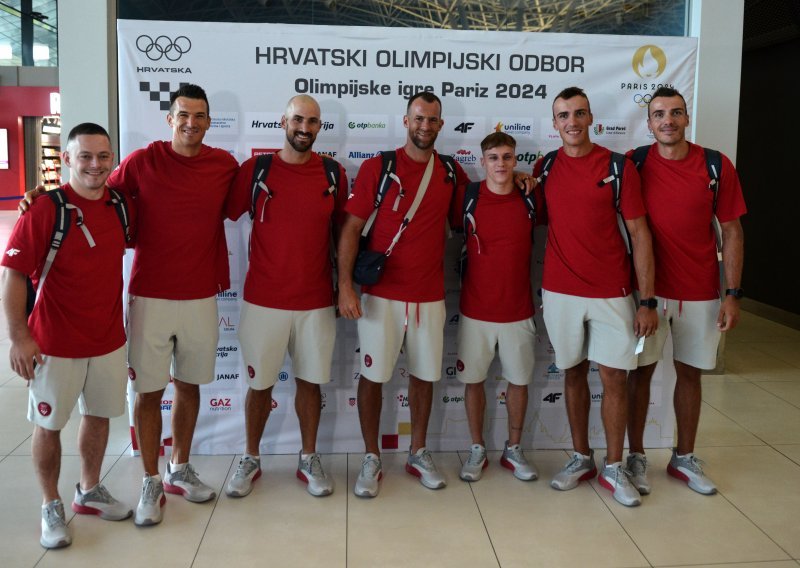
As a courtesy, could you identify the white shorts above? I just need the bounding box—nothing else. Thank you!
[238,301,335,390]
[456,315,536,386]
[127,295,219,393]
[638,297,721,370]
[28,346,128,430]
[542,290,638,371]
[357,295,446,383]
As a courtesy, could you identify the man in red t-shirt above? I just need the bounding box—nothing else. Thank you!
[2,123,133,549]
[337,92,470,497]
[455,132,542,483]
[223,95,347,499]
[625,87,746,497]
[533,87,658,507]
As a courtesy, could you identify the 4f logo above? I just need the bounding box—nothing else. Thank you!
[542,392,562,403]
[454,122,474,133]
[6,248,20,256]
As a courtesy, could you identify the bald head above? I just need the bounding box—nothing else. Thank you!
[285,95,320,119]
[282,95,322,155]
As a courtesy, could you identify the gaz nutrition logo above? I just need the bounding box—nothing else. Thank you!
[632,45,667,79]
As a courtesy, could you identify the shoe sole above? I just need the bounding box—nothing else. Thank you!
[226,469,262,498]
[460,459,488,482]
[296,469,333,497]
[71,501,133,521]
[353,471,382,498]
[598,475,642,507]
[405,463,446,489]
[40,536,71,549]
[550,467,597,491]
[667,465,717,495]
[134,494,166,527]
[500,457,538,481]
[163,481,216,503]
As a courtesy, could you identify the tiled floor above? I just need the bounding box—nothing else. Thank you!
[1,210,799,567]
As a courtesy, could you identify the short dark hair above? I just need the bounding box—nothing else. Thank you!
[66,122,110,145]
[647,86,687,117]
[406,91,442,115]
[169,83,210,115]
[480,132,517,153]
[552,86,591,115]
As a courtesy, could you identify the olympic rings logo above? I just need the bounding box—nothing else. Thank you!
[633,93,652,108]
[135,35,192,62]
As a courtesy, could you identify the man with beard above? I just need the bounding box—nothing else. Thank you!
[223,95,347,498]
[625,87,746,496]
[337,92,470,497]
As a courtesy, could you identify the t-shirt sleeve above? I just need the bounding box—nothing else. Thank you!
[620,160,647,220]
[345,156,382,221]
[225,157,256,221]
[106,150,142,200]
[1,198,54,277]
[715,153,747,223]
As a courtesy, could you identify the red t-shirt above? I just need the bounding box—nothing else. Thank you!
[454,182,536,322]
[226,152,348,310]
[346,148,469,303]
[532,144,646,298]
[107,141,238,300]
[630,142,747,300]
[2,184,128,358]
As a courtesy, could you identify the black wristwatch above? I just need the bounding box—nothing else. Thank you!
[725,288,744,299]
[640,297,658,309]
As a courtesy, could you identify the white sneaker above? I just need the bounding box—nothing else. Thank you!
[296,452,334,496]
[354,453,382,498]
[41,499,71,549]
[134,475,165,527]
[164,462,216,503]
[460,444,488,482]
[551,450,597,491]
[598,460,642,507]
[405,447,446,490]
[500,441,538,481]
[72,483,133,520]
[626,452,651,495]
[668,450,717,495]
[226,456,262,498]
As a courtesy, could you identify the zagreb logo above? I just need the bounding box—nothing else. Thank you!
[128,367,136,381]
[364,354,373,368]
[456,359,465,372]
[136,35,191,62]
[632,45,667,79]
[247,365,255,379]
[38,402,52,416]
[348,397,357,407]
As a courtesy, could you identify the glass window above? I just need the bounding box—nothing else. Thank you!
[0,0,57,67]
[118,0,687,37]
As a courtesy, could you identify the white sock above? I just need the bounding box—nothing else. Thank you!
[169,461,187,473]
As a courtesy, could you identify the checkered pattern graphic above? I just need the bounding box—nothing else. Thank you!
[139,81,189,111]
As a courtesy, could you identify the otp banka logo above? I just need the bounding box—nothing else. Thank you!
[136,35,192,62]
[631,45,667,79]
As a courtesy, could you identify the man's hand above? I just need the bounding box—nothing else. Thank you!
[18,185,46,215]
[634,307,658,338]
[513,172,538,195]
[717,296,740,332]
[338,285,362,320]
[9,334,43,381]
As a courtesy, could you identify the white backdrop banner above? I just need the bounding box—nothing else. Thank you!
[118,19,696,455]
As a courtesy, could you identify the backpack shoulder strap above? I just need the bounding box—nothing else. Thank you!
[107,188,131,243]
[631,145,650,171]
[321,156,341,198]
[536,150,559,189]
[703,147,722,213]
[375,150,397,209]
[607,151,627,213]
[36,188,71,297]
[437,153,458,192]
[462,181,481,236]
[250,153,274,221]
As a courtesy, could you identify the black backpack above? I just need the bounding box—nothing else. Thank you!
[27,187,131,315]
[631,144,724,258]
[458,181,537,278]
